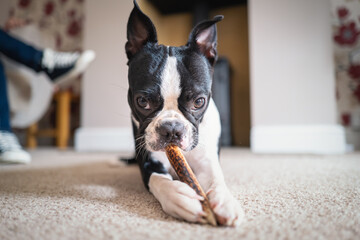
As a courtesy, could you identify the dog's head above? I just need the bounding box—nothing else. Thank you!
[126,1,223,152]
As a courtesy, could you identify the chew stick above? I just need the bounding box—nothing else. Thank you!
[165,144,217,226]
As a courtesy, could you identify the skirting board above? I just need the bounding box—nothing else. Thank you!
[251,124,347,154]
[75,127,135,152]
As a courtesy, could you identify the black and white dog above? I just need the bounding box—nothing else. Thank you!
[125,1,244,226]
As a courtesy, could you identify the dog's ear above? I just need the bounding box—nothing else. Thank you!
[188,15,224,66]
[126,0,157,60]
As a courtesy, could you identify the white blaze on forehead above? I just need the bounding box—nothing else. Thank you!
[145,55,194,152]
[161,56,181,110]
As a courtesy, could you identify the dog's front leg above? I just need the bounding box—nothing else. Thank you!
[136,146,207,224]
[189,151,245,227]
[148,172,208,224]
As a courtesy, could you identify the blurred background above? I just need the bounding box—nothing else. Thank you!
[0,0,359,154]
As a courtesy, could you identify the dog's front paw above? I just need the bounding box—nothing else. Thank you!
[151,176,207,224]
[207,185,245,227]
[161,180,208,224]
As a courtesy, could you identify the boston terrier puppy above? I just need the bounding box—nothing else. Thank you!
[125,1,244,226]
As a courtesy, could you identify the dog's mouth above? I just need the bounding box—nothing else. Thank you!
[145,132,193,152]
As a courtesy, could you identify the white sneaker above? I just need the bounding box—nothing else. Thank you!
[0,131,31,164]
[42,49,96,88]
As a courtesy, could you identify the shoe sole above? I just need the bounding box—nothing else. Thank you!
[0,153,31,164]
[54,50,96,88]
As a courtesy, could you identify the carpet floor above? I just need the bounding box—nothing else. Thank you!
[0,148,359,240]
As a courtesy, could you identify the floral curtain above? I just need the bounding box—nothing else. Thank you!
[332,0,360,149]
[9,0,84,51]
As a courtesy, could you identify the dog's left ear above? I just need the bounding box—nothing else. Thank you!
[188,15,224,66]
[126,0,158,60]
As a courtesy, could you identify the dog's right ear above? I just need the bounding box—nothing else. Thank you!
[126,0,158,60]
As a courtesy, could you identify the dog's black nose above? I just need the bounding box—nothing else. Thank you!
[158,121,185,143]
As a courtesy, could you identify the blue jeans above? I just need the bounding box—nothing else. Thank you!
[0,29,43,132]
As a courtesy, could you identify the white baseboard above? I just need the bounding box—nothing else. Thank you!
[251,124,346,154]
[75,127,135,152]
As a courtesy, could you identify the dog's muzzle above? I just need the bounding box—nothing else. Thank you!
[145,112,194,152]
[156,120,185,146]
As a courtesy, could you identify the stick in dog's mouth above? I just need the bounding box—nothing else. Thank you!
[165,144,217,226]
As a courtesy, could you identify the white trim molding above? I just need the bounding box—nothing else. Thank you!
[75,127,134,152]
[251,124,346,154]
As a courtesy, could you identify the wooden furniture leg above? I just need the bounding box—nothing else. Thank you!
[55,91,71,149]
[26,123,38,149]
[25,90,73,149]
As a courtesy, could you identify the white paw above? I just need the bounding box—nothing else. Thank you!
[207,185,245,227]
[149,174,207,224]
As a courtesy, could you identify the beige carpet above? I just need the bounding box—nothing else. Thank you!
[0,148,359,240]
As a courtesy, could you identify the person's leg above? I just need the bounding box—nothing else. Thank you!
[0,29,43,72]
[0,59,11,132]
[0,59,31,164]
[0,29,95,88]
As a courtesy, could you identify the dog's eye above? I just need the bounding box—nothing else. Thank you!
[137,96,150,110]
[193,97,206,109]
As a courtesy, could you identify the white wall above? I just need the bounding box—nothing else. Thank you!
[249,0,346,154]
[75,0,134,151]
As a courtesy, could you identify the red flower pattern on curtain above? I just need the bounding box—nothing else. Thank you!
[334,21,360,45]
[333,1,360,146]
[348,64,360,80]
[334,6,360,106]
[10,0,84,51]
[337,7,349,19]
[18,0,31,8]
[354,85,360,102]
[44,1,55,16]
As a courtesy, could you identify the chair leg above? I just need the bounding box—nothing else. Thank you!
[26,123,38,149]
[56,91,71,149]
